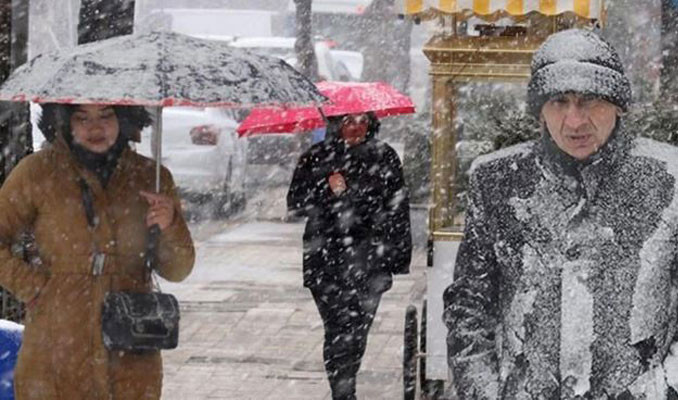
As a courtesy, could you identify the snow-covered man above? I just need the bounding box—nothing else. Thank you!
[443,29,678,399]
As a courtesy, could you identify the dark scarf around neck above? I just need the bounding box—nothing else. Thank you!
[66,132,127,187]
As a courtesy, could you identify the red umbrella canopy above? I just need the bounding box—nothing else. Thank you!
[237,81,415,136]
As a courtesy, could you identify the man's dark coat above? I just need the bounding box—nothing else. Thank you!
[445,127,678,399]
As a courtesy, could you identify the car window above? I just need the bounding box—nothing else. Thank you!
[240,46,291,59]
[207,107,248,123]
[334,61,352,81]
[314,43,336,81]
[232,38,337,81]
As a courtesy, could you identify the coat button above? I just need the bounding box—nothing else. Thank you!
[565,245,581,260]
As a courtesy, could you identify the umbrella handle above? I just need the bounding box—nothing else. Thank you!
[317,107,328,125]
[146,107,164,279]
[152,107,163,193]
[144,224,162,277]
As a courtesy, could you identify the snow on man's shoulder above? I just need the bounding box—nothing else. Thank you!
[468,140,536,176]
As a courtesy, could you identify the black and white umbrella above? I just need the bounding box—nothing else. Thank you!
[0,30,326,108]
[0,30,327,190]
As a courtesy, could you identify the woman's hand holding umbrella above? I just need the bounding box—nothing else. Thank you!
[140,190,175,231]
[140,190,174,273]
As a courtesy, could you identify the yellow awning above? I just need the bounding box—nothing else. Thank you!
[399,0,604,20]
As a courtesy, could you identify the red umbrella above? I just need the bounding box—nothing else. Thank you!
[237,81,415,136]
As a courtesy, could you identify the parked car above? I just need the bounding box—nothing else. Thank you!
[228,36,348,81]
[286,0,371,14]
[136,107,247,219]
[330,49,363,81]
[137,8,281,38]
[228,36,335,190]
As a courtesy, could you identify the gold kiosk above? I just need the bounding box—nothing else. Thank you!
[396,1,605,399]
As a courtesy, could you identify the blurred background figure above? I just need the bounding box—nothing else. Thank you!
[287,112,412,400]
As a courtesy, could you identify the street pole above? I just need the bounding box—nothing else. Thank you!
[293,0,318,82]
[0,0,11,186]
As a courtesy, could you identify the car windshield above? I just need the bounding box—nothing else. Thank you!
[240,46,298,70]
[243,47,292,59]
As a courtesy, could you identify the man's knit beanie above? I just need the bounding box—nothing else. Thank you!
[527,29,631,118]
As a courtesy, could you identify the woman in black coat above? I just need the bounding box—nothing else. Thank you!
[287,112,412,400]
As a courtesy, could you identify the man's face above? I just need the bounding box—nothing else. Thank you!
[541,93,620,160]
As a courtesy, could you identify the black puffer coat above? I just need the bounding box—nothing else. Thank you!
[287,122,411,293]
[444,125,678,399]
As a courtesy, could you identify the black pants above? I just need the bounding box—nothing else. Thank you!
[310,285,382,400]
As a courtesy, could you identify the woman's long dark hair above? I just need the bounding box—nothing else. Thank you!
[37,103,152,144]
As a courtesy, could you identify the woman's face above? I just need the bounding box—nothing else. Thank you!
[70,105,120,153]
[340,113,369,147]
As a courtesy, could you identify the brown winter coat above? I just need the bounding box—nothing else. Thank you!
[0,138,195,399]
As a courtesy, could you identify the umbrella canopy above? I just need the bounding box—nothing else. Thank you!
[0,31,327,108]
[237,81,415,136]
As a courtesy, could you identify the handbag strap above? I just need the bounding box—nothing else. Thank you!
[78,177,157,285]
[78,178,97,229]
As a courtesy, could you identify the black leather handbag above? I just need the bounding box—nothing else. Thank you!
[79,178,181,352]
[101,291,180,351]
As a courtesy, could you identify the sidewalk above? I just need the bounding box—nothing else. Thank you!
[159,221,427,400]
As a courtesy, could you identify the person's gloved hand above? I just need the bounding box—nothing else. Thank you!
[328,172,347,196]
[140,191,175,230]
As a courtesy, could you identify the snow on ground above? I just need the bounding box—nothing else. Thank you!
[159,221,305,297]
[207,221,303,244]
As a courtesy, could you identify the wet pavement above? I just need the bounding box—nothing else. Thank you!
[159,218,428,400]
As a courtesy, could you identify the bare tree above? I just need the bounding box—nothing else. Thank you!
[360,0,413,93]
[0,0,30,185]
[0,2,14,164]
[293,0,318,81]
[0,0,31,323]
[78,0,135,45]
[661,0,678,102]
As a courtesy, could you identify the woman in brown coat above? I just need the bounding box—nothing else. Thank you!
[0,103,195,399]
